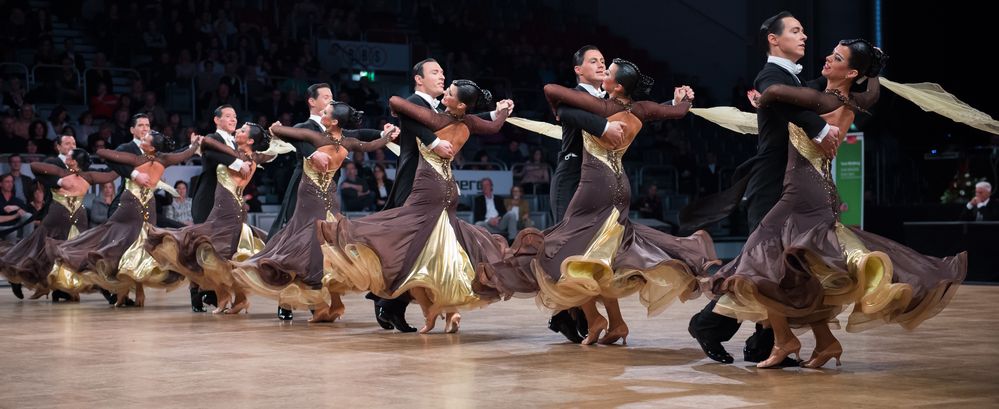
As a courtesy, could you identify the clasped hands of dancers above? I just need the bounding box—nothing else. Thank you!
[1,11,971,370]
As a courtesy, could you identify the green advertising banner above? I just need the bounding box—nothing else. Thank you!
[832,132,864,228]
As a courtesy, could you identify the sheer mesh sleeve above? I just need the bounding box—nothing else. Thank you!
[852,77,881,111]
[271,125,327,147]
[389,96,453,131]
[543,84,621,118]
[97,148,145,167]
[759,84,843,115]
[159,144,200,166]
[632,100,691,122]
[200,136,238,157]
[82,170,120,185]
[29,162,70,178]
[341,134,391,153]
[463,107,509,135]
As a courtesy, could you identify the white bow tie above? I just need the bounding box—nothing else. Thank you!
[594,90,607,98]
[791,64,803,75]
[429,99,440,109]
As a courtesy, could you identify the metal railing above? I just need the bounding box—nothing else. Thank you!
[0,63,30,84]
[81,66,141,103]
[29,64,83,104]
[457,161,508,171]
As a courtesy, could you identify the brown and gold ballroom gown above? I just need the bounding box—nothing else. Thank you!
[145,139,266,304]
[711,79,966,331]
[230,124,392,310]
[320,96,510,313]
[484,85,718,316]
[0,164,117,296]
[50,146,198,298]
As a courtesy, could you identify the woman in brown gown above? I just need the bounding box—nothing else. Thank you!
[710,40,965,368]
[485,60,719,345]
[146,124,273,314]
[229,102,398,321]
[319,80,511,333]
[51,132,202,306]
[0,149,117,299]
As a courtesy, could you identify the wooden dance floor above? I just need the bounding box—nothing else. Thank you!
[1,285,996,408]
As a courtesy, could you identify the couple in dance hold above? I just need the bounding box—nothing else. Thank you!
[1,11,967,371]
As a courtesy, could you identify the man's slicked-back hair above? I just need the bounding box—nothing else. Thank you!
[129,113,149,127]
[413,58,438,78]
[760,11,795,40]
[573,45,600,67]
[213,104,234,118]
[307,83,331,100]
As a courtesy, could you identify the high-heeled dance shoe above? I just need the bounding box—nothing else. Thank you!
[802,341,843,369]
[598,324,629,345]
[757,339,801,368]
[277,307,294,321]
[29,289,49,300]
[581,315,608,346]
[445,313,461,334]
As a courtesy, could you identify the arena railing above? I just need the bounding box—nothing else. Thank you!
[30,64,82,104]
[81,67,141,105]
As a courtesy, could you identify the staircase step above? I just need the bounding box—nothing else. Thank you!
[52,28,84,38]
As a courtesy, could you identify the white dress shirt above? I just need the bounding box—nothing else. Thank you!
[483,194,499,220]
[215,129,245,171]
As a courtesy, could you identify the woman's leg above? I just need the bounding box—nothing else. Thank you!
[580,298,608,345]
[410,287,439,334]
[598,297,629,345]
[758,311,801,368]
[227,288,250,314]
[803,321,843,368]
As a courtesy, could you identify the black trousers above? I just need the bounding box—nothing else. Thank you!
[688,188,779,348]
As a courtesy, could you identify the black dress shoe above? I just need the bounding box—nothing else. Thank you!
[548,311,583,344]
[374,306,394,330]
[52,290,72,302]
[11,283,24,299]
[277,307,294,321]
[570,308,589,340]
[190,288,206,312]
[379,307,416,333]
[201,290,218,307]
[689,327,734,364]
[100,289,117,305]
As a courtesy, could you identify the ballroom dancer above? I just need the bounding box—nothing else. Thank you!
[319,80,511,334]
[187,105,246,312]
[51,130,201,307]
[0,149,117,300]
[540,45,694,343]
[683,11,842,365]
[711,39,965,368]
[484,60,716,345]
[366,59,512,332]
[229,102,397,322]
[146,124,275,314]
[268,83,385,321]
